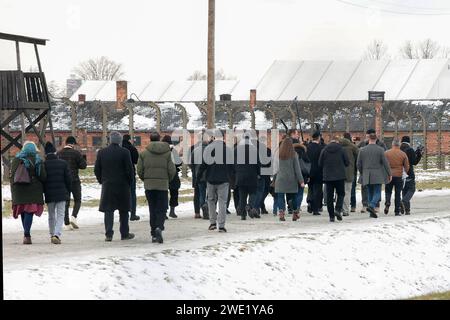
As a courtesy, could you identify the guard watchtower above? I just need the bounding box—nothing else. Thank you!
[1,32,55,155]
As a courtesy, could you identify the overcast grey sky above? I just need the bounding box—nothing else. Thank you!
[1,0,449,86]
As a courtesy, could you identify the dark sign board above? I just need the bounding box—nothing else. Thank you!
[368,91,385,102]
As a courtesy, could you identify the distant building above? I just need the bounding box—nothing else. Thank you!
[66,74,82,98]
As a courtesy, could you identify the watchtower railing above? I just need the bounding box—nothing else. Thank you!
[0,71,49,110]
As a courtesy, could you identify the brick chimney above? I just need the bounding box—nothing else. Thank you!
[116,80,127,109]
[249,89,256,110]
[78,94,86,104]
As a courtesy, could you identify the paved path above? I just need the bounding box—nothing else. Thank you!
[3,193,450,270]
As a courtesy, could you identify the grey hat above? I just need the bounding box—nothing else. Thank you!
[110,131,122,145]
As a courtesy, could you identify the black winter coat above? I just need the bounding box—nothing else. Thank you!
[94,144,133,212]
[318,142,349,182]
[307,142,325,183]
[189,142,208,187]
[198,140,234,185]
[57,147,87,182]
[122,140,139,175]
[44,154,72,203]
[400,142,422,179]
[234,142,261,188]
[293,141,311,180]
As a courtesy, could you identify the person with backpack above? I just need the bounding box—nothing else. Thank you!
[57,136,87,230]
[10,141,47,244]
[43,142,72,244]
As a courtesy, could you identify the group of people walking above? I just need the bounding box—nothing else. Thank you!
[8,127,423,245]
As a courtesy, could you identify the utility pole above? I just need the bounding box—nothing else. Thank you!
[207,0,215,129]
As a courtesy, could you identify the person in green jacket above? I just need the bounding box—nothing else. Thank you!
[137,132,176,244]
[10,141,47,244]
[340,133,359,216]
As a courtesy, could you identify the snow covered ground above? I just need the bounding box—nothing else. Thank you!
[2,169,450,300]
[3,212,450,300]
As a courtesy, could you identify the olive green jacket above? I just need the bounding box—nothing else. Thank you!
[137,142,176,191]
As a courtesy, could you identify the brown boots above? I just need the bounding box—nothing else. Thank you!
[292,211,300,221]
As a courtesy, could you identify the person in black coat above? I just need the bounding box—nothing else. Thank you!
[44,142,72,244]
[400,136,423,214]
[162,135,182,219]
[95,131,134,241]
[234,134,261,220]
[197,134,234,232]
[189,137,209,219]
[306,131,325,215]
[318,135,349,222]
[57,136,87,230]
[122,134,140,221]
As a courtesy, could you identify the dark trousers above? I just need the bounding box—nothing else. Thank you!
[250,177,265,210]
[351,175,357,208]
[259,176,270,211]
[65,180,82,225]
[146,190,168,236]
[308,182,323,213]
[402,178,416,212]
[169,188,179,208]
[238,186,256,217]
[130,176,137,216]
[104,210,129,238]
[385,177,403,213]
[20,212,34,237]
[193,182,207,213]
[325,180,345,219]
[233,187,240,212]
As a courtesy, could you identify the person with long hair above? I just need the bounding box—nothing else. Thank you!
[10,141,47,244]
[274,138,304,221]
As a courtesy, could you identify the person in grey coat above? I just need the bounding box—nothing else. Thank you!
[357,129,387,213]
[274,138,304,222]
[357,132,392,218]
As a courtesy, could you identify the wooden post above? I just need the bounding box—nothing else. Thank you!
[436,115,442,170]
[15,41,21,70]
[101,102,108,148]
[68,101,77,137]
[417,113,427,170]
[207,0,215,129]
[128,102,134,141]
[327,111,333,140]
[375,101,383,139]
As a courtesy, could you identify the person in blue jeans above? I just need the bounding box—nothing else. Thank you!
[357,130,392,218]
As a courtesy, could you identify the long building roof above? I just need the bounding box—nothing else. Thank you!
[70,59,450,102]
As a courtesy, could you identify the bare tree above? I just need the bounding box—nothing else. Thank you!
[73,56,125,80]
[187,70,207,80]
[418,38,440,59]
[440,46,450,58]
[215,68,237,80]
[187,68,236,80]
[47,80,66,98]
[400,40,418,59]
[363,39,389,60]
